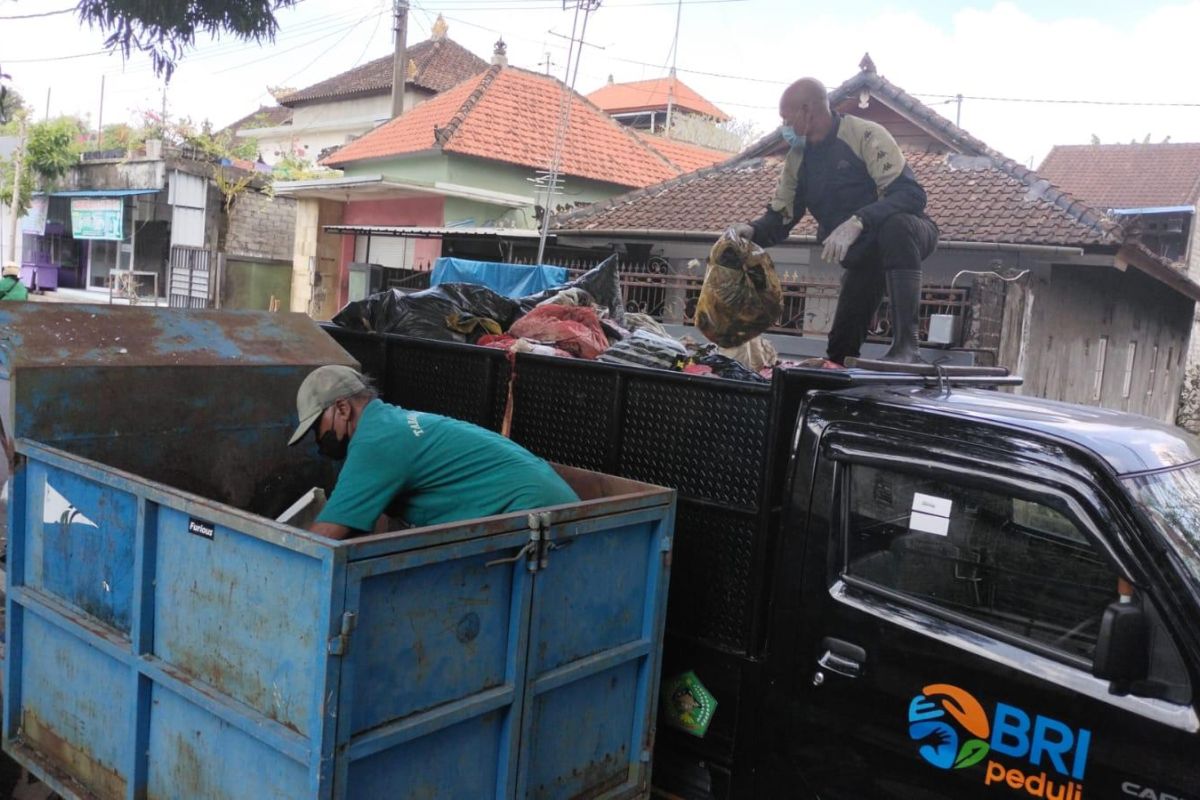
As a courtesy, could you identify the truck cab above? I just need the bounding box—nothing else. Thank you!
[762,384,1200,800]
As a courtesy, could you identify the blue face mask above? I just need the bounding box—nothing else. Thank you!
[781,125,805,149]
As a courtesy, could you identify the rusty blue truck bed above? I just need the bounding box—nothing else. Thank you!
[0,305,675,800]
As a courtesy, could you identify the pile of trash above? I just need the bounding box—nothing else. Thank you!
[332,255,778,383]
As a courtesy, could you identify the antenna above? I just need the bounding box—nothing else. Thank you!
[535,1,602,264]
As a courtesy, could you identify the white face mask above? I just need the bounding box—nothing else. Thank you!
[781,124,806,149]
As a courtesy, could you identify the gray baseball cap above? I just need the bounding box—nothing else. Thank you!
[288,365,368,446]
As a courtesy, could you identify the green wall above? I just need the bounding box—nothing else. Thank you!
[222,259,293,311]
[342,151,638,230]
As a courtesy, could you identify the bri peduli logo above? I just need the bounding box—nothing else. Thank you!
[908,683,1091,800]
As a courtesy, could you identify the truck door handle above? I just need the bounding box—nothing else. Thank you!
[814,637,866,683]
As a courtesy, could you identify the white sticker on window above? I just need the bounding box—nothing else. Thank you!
[912,493,952,517]
[910,511,951,536]
[910,493,952,536]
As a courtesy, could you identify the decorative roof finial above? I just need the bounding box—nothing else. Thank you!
[492,38,508,67]
[431,14,448,40]
[859,52,876,73]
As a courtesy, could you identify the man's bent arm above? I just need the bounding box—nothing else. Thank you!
[310,521,352,540]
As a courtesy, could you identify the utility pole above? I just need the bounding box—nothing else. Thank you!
[97,75,106,147]
[7,117,26,263]
[955,93,963,127]
[663,0,682,138]
[390,0,410,119]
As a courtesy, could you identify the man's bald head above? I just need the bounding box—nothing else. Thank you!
[779,78,829,117]
[779,77,833,142]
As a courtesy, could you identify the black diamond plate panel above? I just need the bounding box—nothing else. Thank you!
[509,359,616,471]
[667,502,758,653]
[619,379,771,510]
[386,342,503,429]
[324,329,386,385]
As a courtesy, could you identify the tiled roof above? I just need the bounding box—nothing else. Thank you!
[557,63,1122,249]
[222,105,293,134]
[553,151,1118,247]
[324,66,681,189]
[587,76,729,121]
[633,131,731,173]
[1038,143,1200,210]
[280,36,488,106]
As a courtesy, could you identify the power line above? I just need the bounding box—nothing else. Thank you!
[914,93,1200,109]
[5,50,110,64]
[0,6,74,19]
[420,0,745,8]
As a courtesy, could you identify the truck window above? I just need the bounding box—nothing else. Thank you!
[843,465,1117,663]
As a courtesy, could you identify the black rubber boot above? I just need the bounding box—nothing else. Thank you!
[880,270,927,364]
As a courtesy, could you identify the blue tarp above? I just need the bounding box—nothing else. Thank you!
[430,258,569,298]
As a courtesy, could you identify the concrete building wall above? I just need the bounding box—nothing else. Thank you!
[250,91,425,165]
[224,189,297,262]
[291,198,343,319]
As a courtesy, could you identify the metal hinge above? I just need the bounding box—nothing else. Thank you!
[327,611,357,656]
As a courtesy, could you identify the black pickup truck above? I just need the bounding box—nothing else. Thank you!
[326,326,1200,800]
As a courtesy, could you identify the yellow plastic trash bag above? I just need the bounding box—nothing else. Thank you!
[694,229,782,348]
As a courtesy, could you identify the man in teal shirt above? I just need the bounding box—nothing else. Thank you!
[288,365,578,540]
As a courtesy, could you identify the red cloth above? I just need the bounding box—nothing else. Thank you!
[682,363,714,376]
[508,305,609,359]
[478,334,518,350]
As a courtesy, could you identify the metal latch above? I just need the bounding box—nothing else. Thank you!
[485,512,560,573]
[327,611,357,656]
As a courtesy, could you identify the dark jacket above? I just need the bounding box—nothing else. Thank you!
[750,113,931,262]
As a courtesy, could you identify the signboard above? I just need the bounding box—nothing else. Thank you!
[20,197,47,235]
[70,197,123,240]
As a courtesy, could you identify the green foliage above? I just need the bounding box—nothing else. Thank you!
[272,150,325,181]
[0,156,36,218]
[26,117,87,181]
[77,0,300,80]
[99,123,137,151]
[0,85,30,129]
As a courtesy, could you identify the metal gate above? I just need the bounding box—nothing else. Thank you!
[169,245,216,309]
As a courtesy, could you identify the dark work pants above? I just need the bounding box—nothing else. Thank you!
[826,213,938,363]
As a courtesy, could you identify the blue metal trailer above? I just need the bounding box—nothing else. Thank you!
[0,305,675,800]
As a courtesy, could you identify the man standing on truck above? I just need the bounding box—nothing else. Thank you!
[731,78,938,367]
[287,365,579,540]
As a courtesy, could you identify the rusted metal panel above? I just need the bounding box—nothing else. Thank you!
[6,436,674,800]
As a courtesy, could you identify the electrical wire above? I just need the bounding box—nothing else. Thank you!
[0,6,74,18]
[915,93,1200,109]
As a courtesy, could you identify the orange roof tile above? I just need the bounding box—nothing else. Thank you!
[633,131,731,173]
[1038,143,1200,210]
[324,66,681,189]
[587,76,729,121]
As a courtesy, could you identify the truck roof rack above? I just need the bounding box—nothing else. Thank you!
[782,360,1024,390]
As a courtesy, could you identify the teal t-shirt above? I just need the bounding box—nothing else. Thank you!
[316,399,579,532]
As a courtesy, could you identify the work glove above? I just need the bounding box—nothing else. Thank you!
[821,216,864,264]
[729,223,755,242]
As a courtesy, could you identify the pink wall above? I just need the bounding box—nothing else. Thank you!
[337,196,446,306]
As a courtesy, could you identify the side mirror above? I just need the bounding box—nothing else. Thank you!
[1092,601,1148,685]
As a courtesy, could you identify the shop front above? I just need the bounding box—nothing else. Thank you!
[21,188,167,296]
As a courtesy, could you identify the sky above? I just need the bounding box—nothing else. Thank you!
[2,0,1198,167]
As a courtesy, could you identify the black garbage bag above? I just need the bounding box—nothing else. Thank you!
[519,254,625,323]
[691,350,769,383]
[332,283,522,342]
